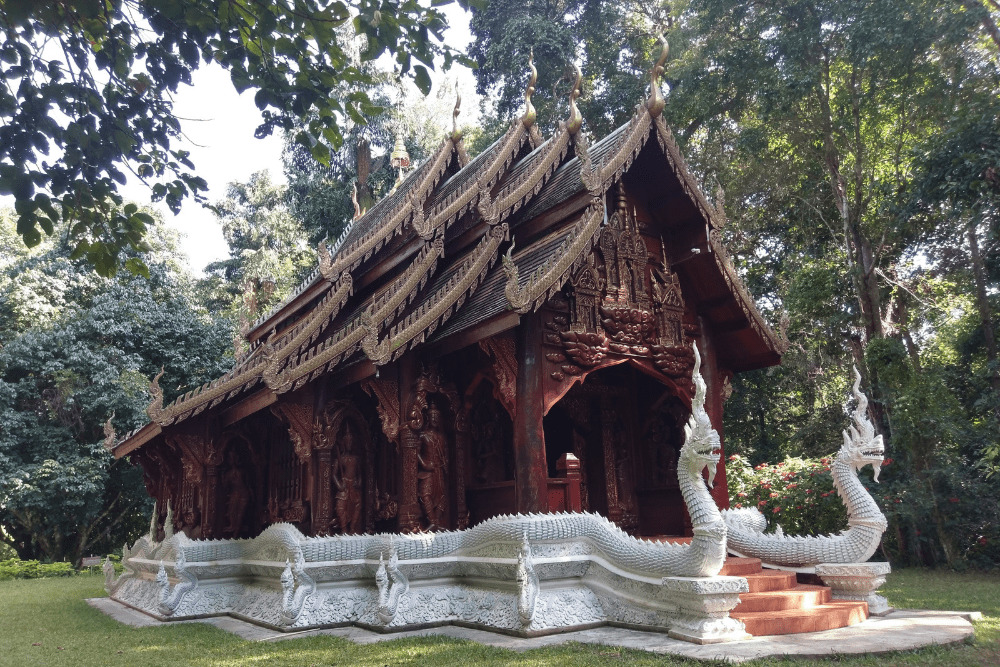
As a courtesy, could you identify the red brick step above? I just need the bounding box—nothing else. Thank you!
[732,600,869,636]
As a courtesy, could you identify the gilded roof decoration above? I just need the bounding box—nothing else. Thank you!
[646,34,669,118]
[522,49,537,129]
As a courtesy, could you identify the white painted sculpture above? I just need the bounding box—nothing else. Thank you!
[516,534,538,625]
[107,345,749,642]
[722,367,888,567]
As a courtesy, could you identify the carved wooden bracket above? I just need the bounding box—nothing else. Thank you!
[362,378,400,443]
[270,401,315,463]
[478,334,518,419]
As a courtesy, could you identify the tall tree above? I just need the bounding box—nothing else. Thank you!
[0,0,465,276]
[0,210,232,563]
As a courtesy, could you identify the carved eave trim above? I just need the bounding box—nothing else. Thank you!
[493,128,572,224]
[374,224,510,366]
[271,234,447,393]
[112,421,162,458]
[504,197,607,314]
[148,351,271,427]
[707,230,787,355]
[651,116,725,232]
[596,106,654,193]
[425,119,532,231]
[265,273,354,375]
[326,135,458,277]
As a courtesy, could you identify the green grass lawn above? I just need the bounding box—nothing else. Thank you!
[0,569,997,667]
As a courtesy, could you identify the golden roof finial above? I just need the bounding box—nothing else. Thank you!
[451,91,463,143]
[351,182,361,220]
[646,33,669,117]
[522,49,538,128]
[566,62,583,134]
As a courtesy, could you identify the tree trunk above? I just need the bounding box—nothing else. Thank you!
[968,221,1000,422]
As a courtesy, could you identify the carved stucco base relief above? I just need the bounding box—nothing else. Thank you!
[106,516,749,642]
[815,562,893,616]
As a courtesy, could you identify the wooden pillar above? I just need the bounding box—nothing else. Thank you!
[202,436,223,539]
[454,413,470,529]
[600,403,622,524]
[313,446,334,535]
[513,312,548,513]
[398,358,421,531]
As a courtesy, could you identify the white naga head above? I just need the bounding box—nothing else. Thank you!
[841,366,886,482]
[681,345,722,488]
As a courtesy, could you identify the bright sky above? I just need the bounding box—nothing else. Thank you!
[132,4,479,274]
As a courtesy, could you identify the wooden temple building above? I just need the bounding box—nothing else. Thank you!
[111,59,785,547]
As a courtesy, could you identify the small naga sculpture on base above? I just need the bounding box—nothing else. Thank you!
[375,544,409,624]
[722,367,888,567]
[157,550,197,616]
[279,547,316,626]
[516,534,539,626]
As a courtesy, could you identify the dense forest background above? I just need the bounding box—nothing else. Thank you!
[1,0,998,569]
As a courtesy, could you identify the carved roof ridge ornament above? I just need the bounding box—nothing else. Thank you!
[522,49,537,129]
[147,367,165,423]
[566,62,583,136]
[646,33,669,118]
[103,413,117,452]
[504,197,607,314]
[327,134,457,276]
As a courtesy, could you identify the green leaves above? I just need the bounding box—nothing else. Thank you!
[2,0,460,277]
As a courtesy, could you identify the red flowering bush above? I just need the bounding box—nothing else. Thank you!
[726,453,847,536]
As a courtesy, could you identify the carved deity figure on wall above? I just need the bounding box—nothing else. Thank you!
[223,449,250,536]
[417,403,448,529]
[333,422,363,534]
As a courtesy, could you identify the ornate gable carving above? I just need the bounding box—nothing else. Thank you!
[545,183,695,391]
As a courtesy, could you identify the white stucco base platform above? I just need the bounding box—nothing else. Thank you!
[88,596,977,663]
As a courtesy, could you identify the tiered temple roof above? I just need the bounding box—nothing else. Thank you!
[114,54,784,458]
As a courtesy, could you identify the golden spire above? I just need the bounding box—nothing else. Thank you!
[646,33,669,117]
[390,134,411,188]
[451,92,463,143]
[522,49,537,128]
[566,62,583,134]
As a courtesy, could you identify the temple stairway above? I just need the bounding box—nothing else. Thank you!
[720,556,870,636]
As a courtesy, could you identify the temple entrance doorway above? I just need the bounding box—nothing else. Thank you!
[543,363,690,537]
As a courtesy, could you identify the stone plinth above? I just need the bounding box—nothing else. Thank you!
[815,562,892,616]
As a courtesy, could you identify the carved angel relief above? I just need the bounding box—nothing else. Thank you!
[545,185,694,382]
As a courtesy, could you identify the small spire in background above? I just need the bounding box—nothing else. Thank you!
[522,49,538,128]
[390,134,411,188]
